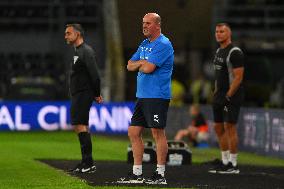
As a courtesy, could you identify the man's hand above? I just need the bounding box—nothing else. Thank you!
[222,95,231,106]
[139,61,156,73]
[127,60,146,71]
[94,95,103,103]
[127,60,141,71]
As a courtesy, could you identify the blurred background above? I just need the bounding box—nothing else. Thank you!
[1,2,284,189]
[0,0,284,158]
[0,0,283,108]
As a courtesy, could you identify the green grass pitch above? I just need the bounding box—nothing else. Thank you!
[0,131,283,189]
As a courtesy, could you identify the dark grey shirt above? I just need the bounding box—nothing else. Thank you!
[70,43,101,96]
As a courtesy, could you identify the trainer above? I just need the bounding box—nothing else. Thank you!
[121,13,174,184]
[65,23,103,173]
[209,23,244,174]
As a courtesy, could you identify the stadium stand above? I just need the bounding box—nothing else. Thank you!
[0,0,104,100]
[213,0,284,107]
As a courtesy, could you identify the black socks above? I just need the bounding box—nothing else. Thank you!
[78,132,93,165]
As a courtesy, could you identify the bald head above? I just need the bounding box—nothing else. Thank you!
[144,13,161,25]
[142,13,162,41]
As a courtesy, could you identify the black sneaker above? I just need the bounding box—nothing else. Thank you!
[204,158,223,165]
[218,162,240,174]
[117,172,144,184]
[208,160,226,173]
[145,171,167,185]
[70,162,96,173]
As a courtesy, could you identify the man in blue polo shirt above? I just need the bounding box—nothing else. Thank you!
[119,13,174,185]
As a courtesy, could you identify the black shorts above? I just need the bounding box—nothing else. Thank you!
[212,92,243,124]
[70,90,93,125]
[130,98,170,129]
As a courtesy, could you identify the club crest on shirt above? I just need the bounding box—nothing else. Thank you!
[140,47,152,60]
[73,56,79,64]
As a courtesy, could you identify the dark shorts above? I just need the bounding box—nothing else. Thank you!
[213,103,241,123]
[70,90,93,126]
[212,91,243,124]
[130,98,170,129]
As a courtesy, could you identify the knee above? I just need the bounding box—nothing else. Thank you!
[233,135,239,143]
[128,128,141,141]
[224,124,238,138]
[214,123,225,138]
[128,131,139,139]
[226,127,238,142]
[152,132,159,140]
[177,130,186,136]
[214,129,224,138]
[74,125,88,133]
[152,129,166,141]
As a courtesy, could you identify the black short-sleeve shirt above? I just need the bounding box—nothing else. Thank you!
[213,43,244,94]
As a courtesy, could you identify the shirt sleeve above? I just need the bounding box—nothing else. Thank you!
[230,49,244,68]
[130,46,141,61]
[147,43,172,67]
[84,49,101,97]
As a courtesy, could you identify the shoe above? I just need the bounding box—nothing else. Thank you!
[70,162,96,173]
[145,171,167,185]
[204,158,223,165]
[208,160,226,173]
[217,162,240,174]
[117,172,144,184]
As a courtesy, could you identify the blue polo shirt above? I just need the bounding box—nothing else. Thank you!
[130,34,174,99]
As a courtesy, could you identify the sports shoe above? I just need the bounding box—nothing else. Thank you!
[117,172,144,184]
[145,171,167,185]
[204,158,223,165]
[70,162,96,173]
[208,160,226,173]
[217,162,240,174]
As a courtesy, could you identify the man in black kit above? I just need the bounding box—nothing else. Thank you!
[209,23,244,174]
[65,23,103,173]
